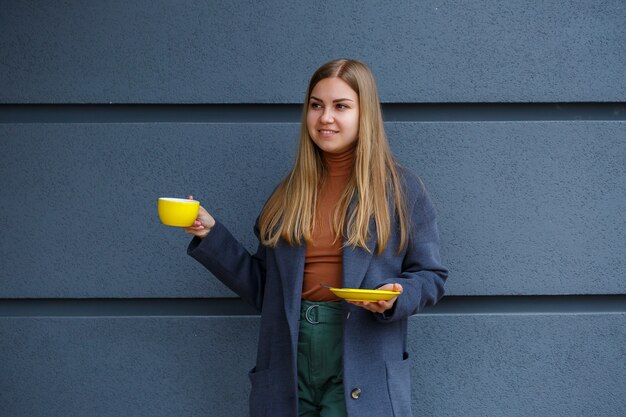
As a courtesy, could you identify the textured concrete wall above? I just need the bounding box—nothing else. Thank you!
[1,1,624,416]
[1,0,625,103]
[1,122,624,297]
[1,315,624,416]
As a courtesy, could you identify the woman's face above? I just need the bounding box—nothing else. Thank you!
[306,77,359,154]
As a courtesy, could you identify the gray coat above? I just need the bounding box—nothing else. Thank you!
[188,171,447,417]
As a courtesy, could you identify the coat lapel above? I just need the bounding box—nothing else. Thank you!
[341,235,374,289]
[274,241,305,346]
[341,198,376,288]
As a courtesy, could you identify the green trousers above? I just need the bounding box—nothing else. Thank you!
[298,300,347,417]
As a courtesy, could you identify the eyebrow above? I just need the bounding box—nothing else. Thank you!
[309,96,354,103]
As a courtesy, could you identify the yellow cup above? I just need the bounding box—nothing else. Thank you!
[158,197,200,227]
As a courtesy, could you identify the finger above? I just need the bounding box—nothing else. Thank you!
[362,302,382,313]
[350,301,367,310]
[188,195,194,200]
[369,304,384,313]
[184,225,204,234]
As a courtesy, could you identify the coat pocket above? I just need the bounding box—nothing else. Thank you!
[385,354,413,417]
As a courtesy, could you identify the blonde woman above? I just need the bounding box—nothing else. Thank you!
[185,59,447,417]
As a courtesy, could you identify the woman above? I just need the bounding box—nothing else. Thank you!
[185,59,447,417]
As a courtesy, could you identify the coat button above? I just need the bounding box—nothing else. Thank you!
[350,388,362,399]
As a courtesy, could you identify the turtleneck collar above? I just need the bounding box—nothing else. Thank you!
[322,146,355,177]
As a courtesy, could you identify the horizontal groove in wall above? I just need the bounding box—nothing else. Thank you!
[0,295,624,317]
[0,103,624,123]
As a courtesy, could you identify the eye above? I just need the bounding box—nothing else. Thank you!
[336,103,350,110]
[309,102,322,109]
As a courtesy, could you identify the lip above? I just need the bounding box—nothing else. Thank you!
[318,129,338,138]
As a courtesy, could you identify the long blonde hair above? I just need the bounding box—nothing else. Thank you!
[259,59,409,255]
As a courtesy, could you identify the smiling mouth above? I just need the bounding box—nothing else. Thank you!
[319,129,338,134]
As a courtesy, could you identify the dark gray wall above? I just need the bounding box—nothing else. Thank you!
[1,1,625,416]
[2,1,624,102]
[1,122,624,297]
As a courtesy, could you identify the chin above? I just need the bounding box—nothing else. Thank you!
[319,145,343,154]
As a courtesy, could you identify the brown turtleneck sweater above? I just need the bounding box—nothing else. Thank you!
[301,147,354,301]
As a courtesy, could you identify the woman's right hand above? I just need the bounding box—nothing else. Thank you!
[183,195,216,239]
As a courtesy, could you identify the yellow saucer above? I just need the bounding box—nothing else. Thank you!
[328,287,401,302]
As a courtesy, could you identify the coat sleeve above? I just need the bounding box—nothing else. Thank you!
[375,176,448,322]
[187,219,267,312]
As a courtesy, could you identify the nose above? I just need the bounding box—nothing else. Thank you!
[320,107,334,124]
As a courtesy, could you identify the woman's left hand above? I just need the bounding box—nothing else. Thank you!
[348,283,403,313]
